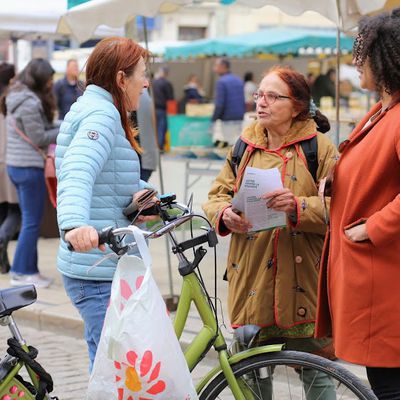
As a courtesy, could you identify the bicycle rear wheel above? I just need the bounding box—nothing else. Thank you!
[199,351,377,400]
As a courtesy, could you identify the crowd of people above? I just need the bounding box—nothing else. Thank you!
[0,7,398,399]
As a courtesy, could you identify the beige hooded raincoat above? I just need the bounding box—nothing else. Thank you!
[203,119,337,330]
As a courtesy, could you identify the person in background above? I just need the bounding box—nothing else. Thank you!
[311,68,336,106]
[204,66,337,397]
[152,66,174,150]
[306,72,316,90]
[178,74,205,114]
[212,58,245,148]
[130,88,159,182]
[183,74,204,103]
[243,71,257,112]
[3,59,60,288]
[54,59,84,120]
[56,37,156,369]
[0,62,20,274]
[316,8,400,399]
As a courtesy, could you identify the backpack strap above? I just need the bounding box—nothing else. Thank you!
[229,135,319,182]
[229,138,248,178]
[299,135,318,182]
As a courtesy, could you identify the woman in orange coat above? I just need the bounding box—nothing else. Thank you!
[316,8,400,399]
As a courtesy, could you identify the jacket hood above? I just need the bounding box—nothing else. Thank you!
[6,85,39,114]
[242,118,318,149]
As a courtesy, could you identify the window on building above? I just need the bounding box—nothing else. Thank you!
[178,26,207,41]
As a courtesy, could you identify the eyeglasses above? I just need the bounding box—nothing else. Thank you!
[253,91,291,104]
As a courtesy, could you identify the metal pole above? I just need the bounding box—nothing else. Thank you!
[335,27,341,146]
[334,0,342,146]
[124,18,137,39]
[11,37,18,69]
[143,16,174,301]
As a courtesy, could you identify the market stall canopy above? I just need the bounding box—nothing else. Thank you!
[164,27,354,60]
[57,0,400,44]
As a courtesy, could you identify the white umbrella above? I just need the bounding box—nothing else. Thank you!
[57,0,192,43]
[57,0,398,44]
[236,0,390,31]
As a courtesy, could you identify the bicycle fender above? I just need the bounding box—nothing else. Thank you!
[196,343,284,394]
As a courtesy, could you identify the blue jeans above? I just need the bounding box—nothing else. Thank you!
[62,275,112,371]
[7,167,45,275]
[156,108,167,149]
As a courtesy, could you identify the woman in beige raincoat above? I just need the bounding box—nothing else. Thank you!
[203,66,338,397]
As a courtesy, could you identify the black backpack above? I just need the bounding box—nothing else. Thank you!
[229,135,319,182]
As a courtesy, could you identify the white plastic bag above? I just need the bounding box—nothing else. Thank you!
[87,226,197,400]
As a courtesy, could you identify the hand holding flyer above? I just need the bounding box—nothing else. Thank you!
[231,167,286,232]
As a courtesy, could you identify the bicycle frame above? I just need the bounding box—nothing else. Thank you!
[173,268,283,399]
[0,315,40,399]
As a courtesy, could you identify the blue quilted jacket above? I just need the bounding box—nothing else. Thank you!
[56,84,149,280]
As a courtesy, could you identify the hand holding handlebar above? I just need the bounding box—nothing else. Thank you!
[65,226,106,252]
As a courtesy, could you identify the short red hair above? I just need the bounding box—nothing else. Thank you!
[264,66,331,133]
[266,66,310,122]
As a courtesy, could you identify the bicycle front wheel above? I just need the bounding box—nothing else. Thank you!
[199,351,377,400]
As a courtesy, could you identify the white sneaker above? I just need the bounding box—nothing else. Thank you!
[10,273,54,289]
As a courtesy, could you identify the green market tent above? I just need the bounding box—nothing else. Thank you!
[164,27,354,60]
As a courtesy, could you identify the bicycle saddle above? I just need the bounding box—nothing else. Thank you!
[0,285,37,318]
[234,324,261,349]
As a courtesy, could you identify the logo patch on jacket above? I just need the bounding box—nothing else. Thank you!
[87,130,99,140]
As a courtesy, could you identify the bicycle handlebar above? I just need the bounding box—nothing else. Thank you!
[68,194,199,254]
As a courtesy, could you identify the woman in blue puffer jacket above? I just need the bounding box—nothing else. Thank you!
[55,37,156,369]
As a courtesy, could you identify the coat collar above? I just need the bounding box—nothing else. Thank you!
[84,84,114,103]
[346,91,400,146]
[241,118,318,150]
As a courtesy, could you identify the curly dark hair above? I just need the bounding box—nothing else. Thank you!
[353,7,400,95]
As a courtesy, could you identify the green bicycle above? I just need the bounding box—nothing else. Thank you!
[0,286,57,400]
[97,193,377,400]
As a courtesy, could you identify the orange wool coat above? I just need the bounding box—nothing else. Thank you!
[316,100,400,367]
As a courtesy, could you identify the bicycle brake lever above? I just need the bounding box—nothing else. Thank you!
[98,226,129,256]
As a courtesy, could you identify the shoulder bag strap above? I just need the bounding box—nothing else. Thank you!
[10,117,46,160]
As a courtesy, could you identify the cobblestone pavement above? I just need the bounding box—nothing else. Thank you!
[0,322,216,399]
[0,324,89,399]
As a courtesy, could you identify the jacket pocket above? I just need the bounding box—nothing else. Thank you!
[343,218,371,245]
[344,218,367,231]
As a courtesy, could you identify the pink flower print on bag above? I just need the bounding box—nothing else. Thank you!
[119,276,144,311]
[115,350,166,399]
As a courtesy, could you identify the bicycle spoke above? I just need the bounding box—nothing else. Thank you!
[283,365,293,399]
